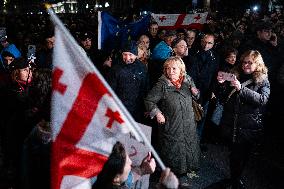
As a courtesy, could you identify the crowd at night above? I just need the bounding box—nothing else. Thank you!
[0,1,284,189]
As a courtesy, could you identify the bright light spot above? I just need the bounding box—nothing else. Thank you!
[253,5,258,11]
[95,4,99,8]
[86,4,89,8]
[105,2,110,7]
[99,5,102,8]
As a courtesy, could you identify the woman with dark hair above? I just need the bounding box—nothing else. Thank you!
[92,142,130,189]
[92,141,179,189]
[22,68,52,189]
[0,57,34,188]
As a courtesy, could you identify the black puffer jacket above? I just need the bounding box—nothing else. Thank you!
[220,73,270,143]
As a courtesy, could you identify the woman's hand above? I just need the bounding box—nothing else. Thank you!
[156,112,165,125]
[191,87,199,96]
[217,71,226,83]
[230,78,241,91]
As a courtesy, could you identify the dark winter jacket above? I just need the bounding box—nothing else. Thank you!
[220,73,270,144]
[108,59,149,122]
[190,49,219,104]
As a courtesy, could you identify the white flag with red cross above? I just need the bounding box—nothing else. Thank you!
[151,12,208,30]
[49,8,147,189]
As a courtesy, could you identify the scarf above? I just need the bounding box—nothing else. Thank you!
[170,76,184,89]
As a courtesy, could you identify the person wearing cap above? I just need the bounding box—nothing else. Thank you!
[0,57,34,188]
[0,51,17,89]
[78,31,98,65]
[37,31,55,69]
[108,41,149,123]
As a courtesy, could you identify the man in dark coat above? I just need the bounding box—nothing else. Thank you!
[108,41,149,123]
[190,34,219,138]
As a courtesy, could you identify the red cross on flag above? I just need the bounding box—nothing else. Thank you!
[48,7,149,189]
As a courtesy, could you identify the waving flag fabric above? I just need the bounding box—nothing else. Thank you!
[151,12,208,30]
[49,8,144,189]
[98,11,151,51]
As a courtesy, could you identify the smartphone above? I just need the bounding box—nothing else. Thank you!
[219,71,236,81]
[27,45,36,58]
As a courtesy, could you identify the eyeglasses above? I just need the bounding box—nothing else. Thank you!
[242,61,254,65]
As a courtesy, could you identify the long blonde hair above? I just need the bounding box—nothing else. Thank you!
[233,50,268,84]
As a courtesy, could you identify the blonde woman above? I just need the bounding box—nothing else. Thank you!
[217,50,270,188]
[144,56,200,187]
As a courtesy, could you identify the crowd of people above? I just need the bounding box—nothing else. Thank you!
[0,7,284,189]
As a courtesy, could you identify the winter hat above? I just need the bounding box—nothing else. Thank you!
[122,40,138,56]
[8,57,29,71]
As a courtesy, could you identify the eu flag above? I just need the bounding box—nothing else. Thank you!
[98,11,151,52]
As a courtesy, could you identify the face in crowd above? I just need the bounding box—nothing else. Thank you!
[201,34,214,51]
[122,52,137,64]
[164,57,186,82]
[3,55,14,66]
[240,50,265,75]
[225,52,237,65]
[12,66,33,84]
[46,36,55,50]
[241,55,257,75]
[149,23,159,37]
[173,39,188,57]
[81,37,92,50]
[138,35,150,50]
[257,29,272,42]
[186,30,196,47]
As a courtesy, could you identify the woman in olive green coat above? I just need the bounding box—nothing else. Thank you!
[144,56,200,184]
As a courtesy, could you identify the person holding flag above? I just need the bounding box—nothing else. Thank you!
[92,141,179,189]
[46,4,167,189]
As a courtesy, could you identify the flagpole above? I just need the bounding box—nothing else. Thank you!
[45,4,166,171]
[97,11,102,50]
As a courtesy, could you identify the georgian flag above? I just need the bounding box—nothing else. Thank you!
[151,12,208,30]
[49,8,143,189]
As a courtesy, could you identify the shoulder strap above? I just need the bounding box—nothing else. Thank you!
[226,79,253,102]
